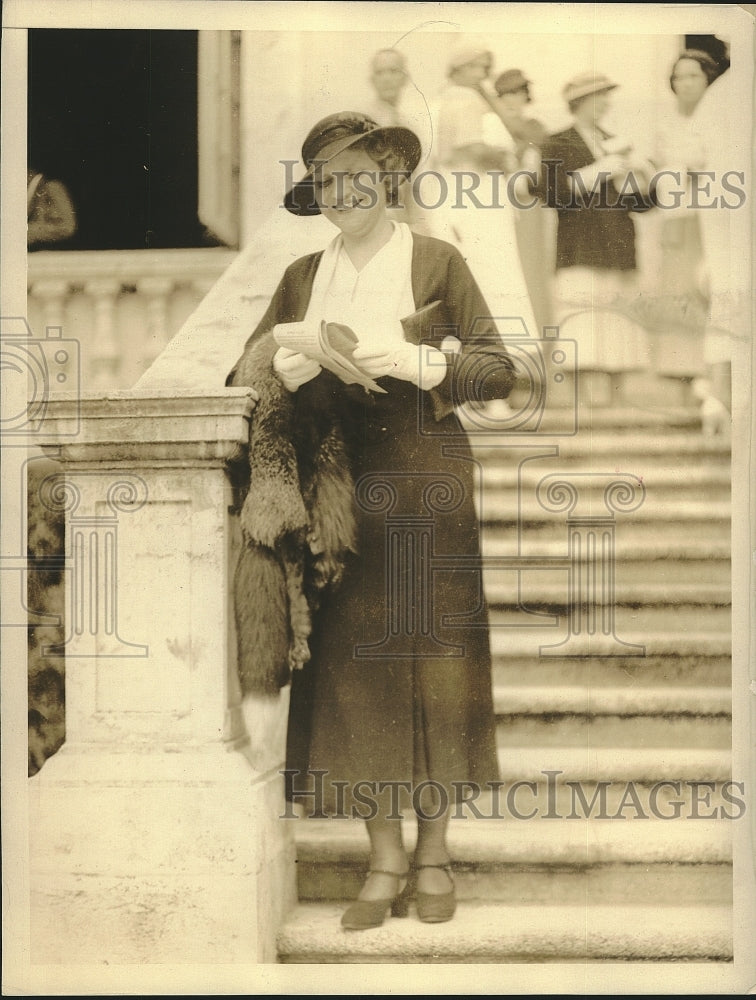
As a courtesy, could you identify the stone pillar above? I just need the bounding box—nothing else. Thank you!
[30,389,296,964]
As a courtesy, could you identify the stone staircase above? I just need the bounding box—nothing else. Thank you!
[276,397,733,964]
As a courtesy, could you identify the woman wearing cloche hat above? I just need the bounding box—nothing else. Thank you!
[227,111,516,932]
[537,72,655,385]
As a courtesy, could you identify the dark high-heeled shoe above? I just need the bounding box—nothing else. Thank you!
[415,863,456,923]
[340,869,411,930]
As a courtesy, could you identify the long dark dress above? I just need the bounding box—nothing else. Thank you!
[230,233,515,815]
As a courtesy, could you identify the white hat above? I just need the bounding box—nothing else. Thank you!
[563,72,619,104]
[447,43,492,76]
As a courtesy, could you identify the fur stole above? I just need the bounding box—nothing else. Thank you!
[230,332,357,694]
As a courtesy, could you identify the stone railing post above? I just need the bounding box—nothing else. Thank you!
[30,388,296,964]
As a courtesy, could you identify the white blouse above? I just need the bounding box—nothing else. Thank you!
[304,221,416,347]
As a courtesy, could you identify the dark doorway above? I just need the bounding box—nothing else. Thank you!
[28,29,219,250]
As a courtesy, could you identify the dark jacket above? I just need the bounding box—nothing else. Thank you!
[228,232,512,811]
[228,233,516,414]
[539,125,651,272]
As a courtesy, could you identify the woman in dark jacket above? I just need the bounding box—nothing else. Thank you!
[538,73,654,376]
[228,112,515,931]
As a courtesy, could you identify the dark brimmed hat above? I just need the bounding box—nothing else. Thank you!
[494,69,531,96]
[284,111,422,217]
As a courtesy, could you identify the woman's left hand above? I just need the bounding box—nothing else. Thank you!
[352,342,447,391]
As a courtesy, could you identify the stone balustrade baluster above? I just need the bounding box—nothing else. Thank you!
[135,276,174,371]
[27,278,69,332]
[84,278,122,389]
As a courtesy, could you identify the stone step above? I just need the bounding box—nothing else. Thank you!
[489,630,731,662]
[482,537,731,561]
[485,564,732,590]
[490,602,731,636]
[277,902,732,963]
[479,465,731,498]
[293,816,731,865]
[494,714,730,750]
[487,601,730,633]
[292,819,731,907]
[469,432,730,462]
[493,656,732,689]
[494,746,731,783]
[478,496,730,526]
[300,860,730,908]
[480,485,730,509]
[494,684,731,717]
[484,578,731,609]
[481,519,730,547]
[462,403,705,433]
[484,526,730,554]
[480,538,731,586]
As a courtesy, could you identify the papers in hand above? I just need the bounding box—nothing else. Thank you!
[273,321,387,393]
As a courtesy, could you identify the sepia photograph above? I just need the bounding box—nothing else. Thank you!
[2,1,754,994]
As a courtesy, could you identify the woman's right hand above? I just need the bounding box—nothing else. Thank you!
[273,347,322,392]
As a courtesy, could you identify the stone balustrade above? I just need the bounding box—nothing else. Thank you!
[31,388,296,963]
[27,248,237,391]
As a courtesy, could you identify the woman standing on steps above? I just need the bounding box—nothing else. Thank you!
[227,112,516,930]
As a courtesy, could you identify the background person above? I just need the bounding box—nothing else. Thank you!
[538,72,655,396]
[649,49,721,415]
[688,54,740,427]
[365,48,425,228]
[428,43,538,345]
[366,48,410,128]
[492,68,552,335]
[27,168,77,248]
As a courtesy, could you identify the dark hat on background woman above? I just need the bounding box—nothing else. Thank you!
[668,48,720,91]
[494,68,531,97]
[284,111,422,217]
